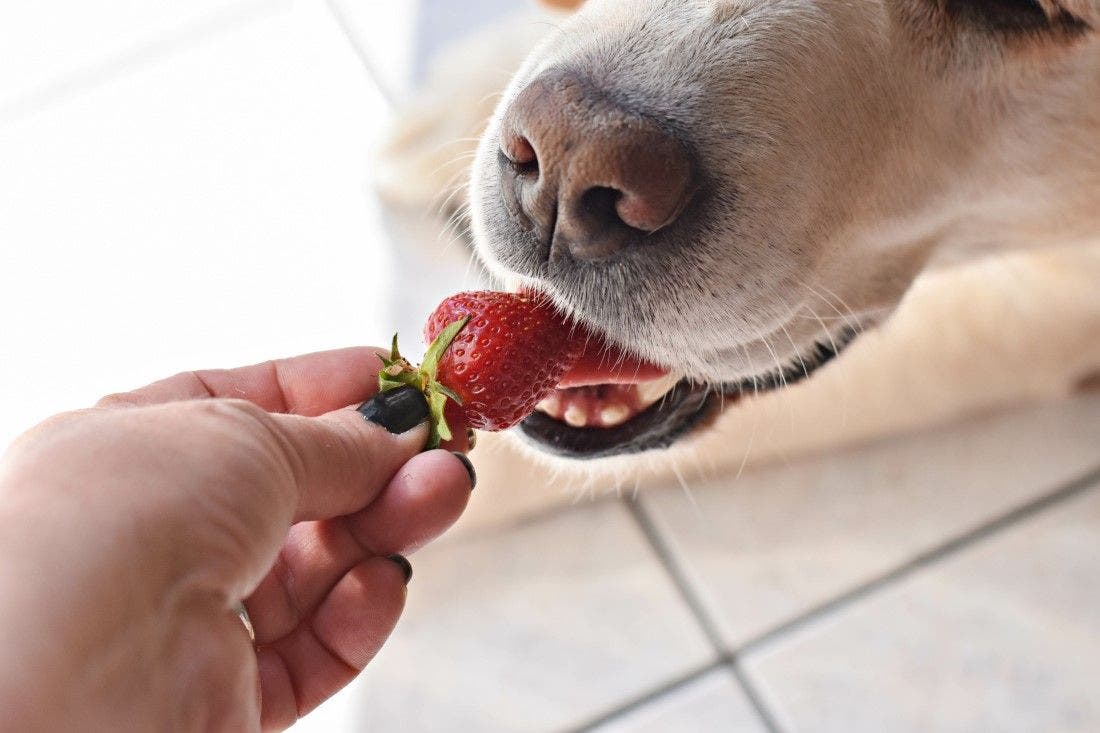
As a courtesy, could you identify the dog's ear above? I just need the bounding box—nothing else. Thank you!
[537,0,586,10]
[1046,0,1100,26]
[897,0,1095,53]
[934,0,1093,35]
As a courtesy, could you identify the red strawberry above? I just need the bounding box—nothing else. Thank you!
[424,291,585,431]
[377,291,584,447]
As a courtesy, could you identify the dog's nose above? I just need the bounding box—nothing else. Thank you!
[498,71,696,261]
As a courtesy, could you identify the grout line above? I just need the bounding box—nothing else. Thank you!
[0,0,289,127]
[567,655,783,733]
[624,497,728,651]
[565,659,727,733]
[737,464,1100,656]
[728,658,783,733]
[622,497,783,733]
[323,0,398,108]
[595,465,1100,731]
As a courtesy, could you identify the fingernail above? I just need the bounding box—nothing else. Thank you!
[466,428,478,451]
[451,451,477,490]
[387,554,413,585]
[358,386,430,435]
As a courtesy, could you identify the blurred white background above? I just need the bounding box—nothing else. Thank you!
[0,0,421,451]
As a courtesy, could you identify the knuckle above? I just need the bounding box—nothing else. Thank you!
[165,400,298,584]
[207,399,301,481]
[1,409,97,467]
[326,414,381,478]
[95,392,140,408]
[159,399,301,511]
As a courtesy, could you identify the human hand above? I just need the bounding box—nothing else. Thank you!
[0,348,475,731]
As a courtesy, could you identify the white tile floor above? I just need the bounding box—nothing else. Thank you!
[1,3,1098,732]
[349,397,1100,733]
[641,397,1100,650]
[590,669,765,733]
[744,480,1100,733]
[356,499,715,732]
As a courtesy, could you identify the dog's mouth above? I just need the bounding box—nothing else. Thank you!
[520,375,725,459]
[519,327,859,459]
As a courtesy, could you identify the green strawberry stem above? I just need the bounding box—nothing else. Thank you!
[378,316,471,449]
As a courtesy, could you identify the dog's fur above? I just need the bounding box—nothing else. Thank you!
[376,0,1100,533]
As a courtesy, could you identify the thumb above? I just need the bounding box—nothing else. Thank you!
[264,386,432,523]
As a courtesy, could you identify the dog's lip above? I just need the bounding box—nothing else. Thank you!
[518,325,861,459]
[519,378,727,459]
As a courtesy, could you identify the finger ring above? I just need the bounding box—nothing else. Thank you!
[235,602,256,643]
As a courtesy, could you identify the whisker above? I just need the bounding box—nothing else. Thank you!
[779,320,809,381]
[759,333,788,393]
[669,460,703,520]
[739,342,761,402]
[761,332,796,437]
[734,401,759,482]
[461,247,484,287]
[437,204,472,251]
[425,150,481,182]
[802,300,850,430]
[433,172,475,215]
[799,278,860,335]
[815,280,864,334]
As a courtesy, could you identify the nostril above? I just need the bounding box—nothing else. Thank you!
[498,69,697,263]
[561,186,634,260]
[580,187,626,230]
[502,135,539,177]
[511,136,536,165]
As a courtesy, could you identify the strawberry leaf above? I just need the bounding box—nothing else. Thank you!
[376,318,469,450]
[426,389,453,449]
[434,382,464,406]
[377,336,422,393]
[421,317,470,381]
[379,369,421,393]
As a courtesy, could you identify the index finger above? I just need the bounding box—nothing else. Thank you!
[98,347,389,416]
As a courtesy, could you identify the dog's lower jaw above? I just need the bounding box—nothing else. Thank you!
[517,325,861,460]
[519,379,724,459]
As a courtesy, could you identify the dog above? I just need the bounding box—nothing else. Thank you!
[376,0,1100,525]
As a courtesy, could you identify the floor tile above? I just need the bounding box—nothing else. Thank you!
[591,668,767,733]
[0,0,391,449]
[641,396,1100,648]
[743,481,1100,733]
[351,499,715,732]
[0,0,271,119]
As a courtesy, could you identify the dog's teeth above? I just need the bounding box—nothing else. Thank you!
[563,405,588,428]
[599,404,631,427]
[636,374,680,407]
[536,396,560,416]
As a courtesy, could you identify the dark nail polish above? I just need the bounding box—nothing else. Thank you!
[451,451,477,490]
[387,554,413,584]
[358,386,430,434]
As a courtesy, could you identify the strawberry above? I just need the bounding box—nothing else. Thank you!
[377,291,584,448]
